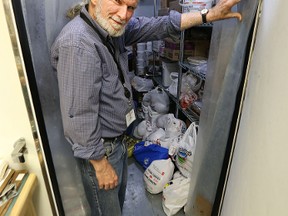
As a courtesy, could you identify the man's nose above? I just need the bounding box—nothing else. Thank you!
[117,5,128,20]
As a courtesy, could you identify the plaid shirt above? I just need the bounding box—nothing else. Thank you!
[50,6,181,160]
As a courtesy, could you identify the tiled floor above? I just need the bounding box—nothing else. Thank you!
[122,157,185,216]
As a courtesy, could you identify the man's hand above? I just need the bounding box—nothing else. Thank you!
[181,0,242,30]
[90,157,118,190]
[207,0,242,23]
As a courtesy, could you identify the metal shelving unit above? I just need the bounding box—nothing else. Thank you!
[151,1,212,123]
[152,76,200,123]
[179,61,207,80]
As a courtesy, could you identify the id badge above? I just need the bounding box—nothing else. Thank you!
[126,109,136,127]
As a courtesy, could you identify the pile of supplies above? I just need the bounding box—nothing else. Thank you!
[130,87,199,216]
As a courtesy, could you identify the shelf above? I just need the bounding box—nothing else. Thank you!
[150,3,210,122]
[194,23,213,28]
[179,61,206,80]
[152,75,200,122]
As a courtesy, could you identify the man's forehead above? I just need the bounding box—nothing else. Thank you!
[122,0,138,7]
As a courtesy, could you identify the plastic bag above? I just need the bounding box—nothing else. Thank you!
[145,128,166,144]
[143,158,175,194]
[142,87,170,114]
[144,114,186,149]
[159,114,186,149]
[167,72,179,97]
[162,171,191,216]
[175,122,198,178]
[133,141,169,169]
[131,76,154,92]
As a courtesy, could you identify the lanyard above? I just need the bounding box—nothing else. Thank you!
[80,11,131,100]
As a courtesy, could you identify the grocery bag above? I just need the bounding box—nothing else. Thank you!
[133,141,169,169]
[175,122,198,177]
[143,158,175,194]
[162,171,191,216]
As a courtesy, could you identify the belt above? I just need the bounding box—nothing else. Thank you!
[102,134,125,143]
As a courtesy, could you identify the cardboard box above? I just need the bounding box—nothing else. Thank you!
[162,39,210,61]
[160,0,176,9]
[158,8,170,16]
[163,48,194,61]
[191,39,210,57]
[169,0,182,12]
[160,0,168,8]
[164,38,196,51]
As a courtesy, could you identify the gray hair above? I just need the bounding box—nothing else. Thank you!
[66,0,89,19]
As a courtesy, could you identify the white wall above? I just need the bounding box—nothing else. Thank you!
[0,1,54,215]
[221,1,288,215]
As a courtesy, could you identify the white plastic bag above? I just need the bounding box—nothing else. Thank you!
[162,171,191,216]
[175,122,198,178]
[142,87,170,114]
[143,158,175,194]
[131,76,154,92]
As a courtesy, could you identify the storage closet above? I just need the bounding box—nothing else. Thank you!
[7,0,259,215]
[125,1,214,215]
[151,26,212,122]
[129,0,259,215]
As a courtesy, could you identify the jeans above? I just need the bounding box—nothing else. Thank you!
[77,137,128,216]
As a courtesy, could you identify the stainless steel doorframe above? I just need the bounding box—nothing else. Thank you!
[217,1,264,215]
[184,1,261,215]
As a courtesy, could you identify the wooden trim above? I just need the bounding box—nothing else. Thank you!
[10,174,38,216]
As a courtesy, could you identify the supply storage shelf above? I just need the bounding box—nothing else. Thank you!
[152,76,200,122]
[151,0,213,123]
[179,61,207,80]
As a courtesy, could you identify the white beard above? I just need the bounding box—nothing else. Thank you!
[95,4,126,37]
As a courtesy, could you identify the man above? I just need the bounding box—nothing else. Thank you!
[50,0,241,215]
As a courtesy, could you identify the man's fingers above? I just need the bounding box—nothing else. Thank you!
[230,12,242,21]
[99,178,118,190]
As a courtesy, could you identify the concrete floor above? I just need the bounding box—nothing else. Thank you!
[122,157,185,216]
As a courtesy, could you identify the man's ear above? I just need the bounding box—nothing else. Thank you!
[88,0,98,18]
[90,0,97,5]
